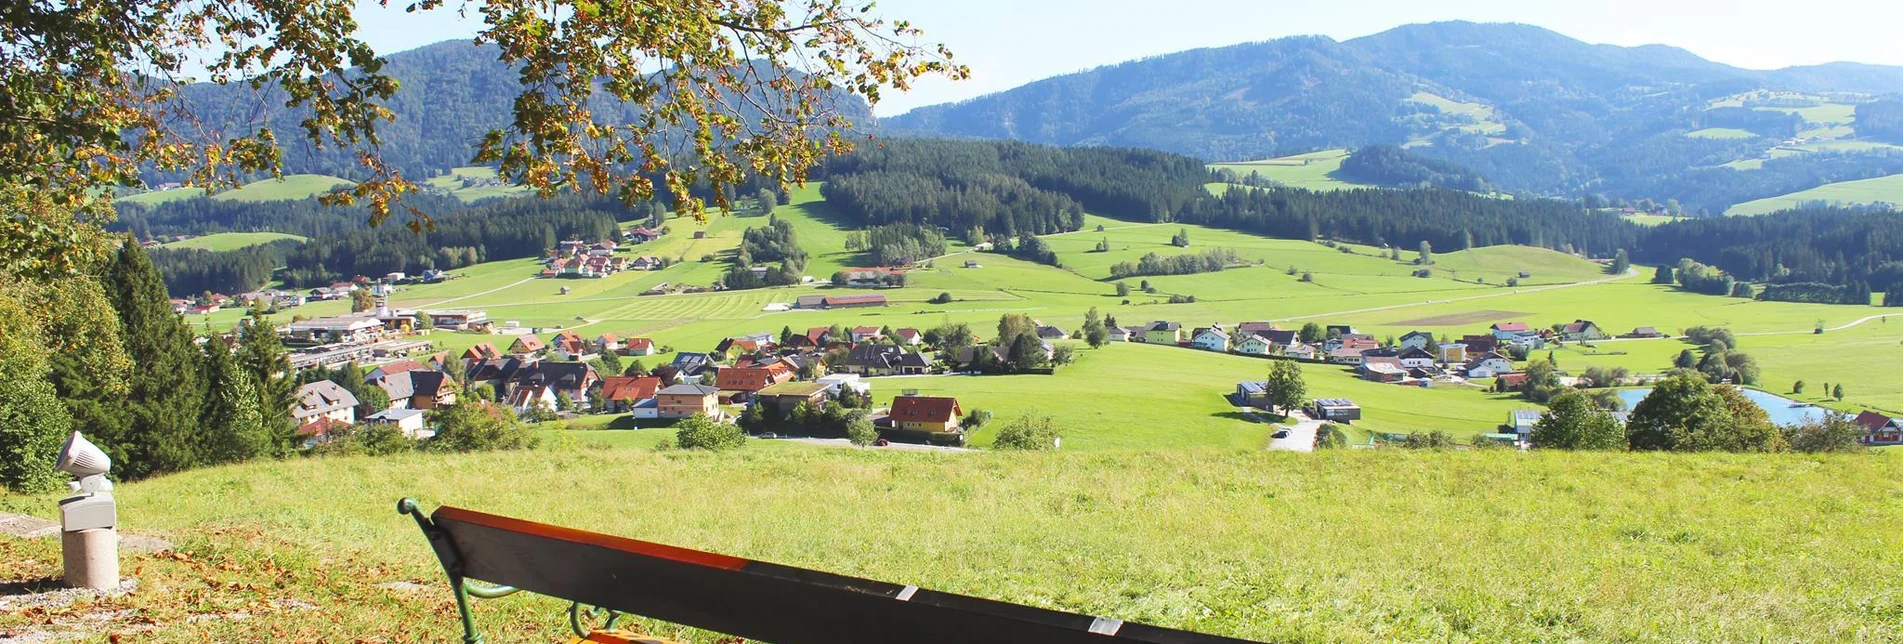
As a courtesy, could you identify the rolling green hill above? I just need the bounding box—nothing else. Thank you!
[157,231,307,251]
[209,174,354,202]
[1726,173,1903,215]
[1208,150,1373,191]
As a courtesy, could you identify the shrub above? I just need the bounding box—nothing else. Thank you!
[675,413,746,450]
[1785,414,1865,453]
[1400,431,1456,449]
[428,402,538,452]
[990,413,1062,450]
[1315,424,1348,449]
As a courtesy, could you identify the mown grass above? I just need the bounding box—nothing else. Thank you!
[5,448,1903,642]
[158,231,307,251]
[208,174,355,202]
[1206,150,1372,191]
[1727,173,1903,215]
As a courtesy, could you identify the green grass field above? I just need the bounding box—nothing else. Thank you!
[424,166,533,202]
[1621,213,1690,226]
[1405,91,1508,136]
[115,187,206,206]
[6,447,1903,642]
[157,231,307,251]
[208,174,355,202]
[1726,173,1903,215]
[1686,127,1758,140]
[1207,149,1373,191]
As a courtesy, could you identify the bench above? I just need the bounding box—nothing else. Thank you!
[398,498,1262,644]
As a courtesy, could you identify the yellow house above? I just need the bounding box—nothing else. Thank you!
[888,395,963,438]
[1143,320,1183,344]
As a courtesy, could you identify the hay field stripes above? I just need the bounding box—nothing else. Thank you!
[1269,267,1641,323]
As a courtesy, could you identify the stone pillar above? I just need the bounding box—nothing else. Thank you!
[62,528,119,590]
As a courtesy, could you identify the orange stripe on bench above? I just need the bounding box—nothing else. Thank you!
[432,506,749,572]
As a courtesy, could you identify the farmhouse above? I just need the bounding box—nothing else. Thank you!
[423,309,489,330]
[1489,322,1531,339]
[1106,326,1136,342]
[623,337,657,356]
[1857,411,1903,445]
[506,361,600,411]
[373,370,458,410]
[1558,319,1609,342]
[1190,327,1230,352]
[1312,398,1361,423]
[1622,326,1668,339]
[593,334,621,354]
[670,352,714,380]
[1036,325,1069,341]
[1143,321,1184,344]
[1459,334,1499,356]
[655,383,721,419]
[550,330,590,360]
[629,256,664,271]
[820,294,888,309]
[509,335,547,356]
[894,328,924,346]
[1494,372,1531,389]
[1236,322,1277,336]
[841,267,904,287]
[851,326,884,343]
[1282,343,1317,360]
[1397,346,1437,369]
[838,344,929,376]
[715,362,795,393]
[884,394,965,444]
[795,295,827,310]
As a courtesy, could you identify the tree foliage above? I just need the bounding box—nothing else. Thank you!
[675,414,747,451]
[1531,391,1626,450]
[990,413,1062,450]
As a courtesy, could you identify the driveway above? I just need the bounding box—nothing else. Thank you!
[1265,409,1322,453]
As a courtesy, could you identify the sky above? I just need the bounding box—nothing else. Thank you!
[352,0,1903,116]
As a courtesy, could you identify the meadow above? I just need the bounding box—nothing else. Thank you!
[423,166,533,202]
[1685,127,1757,140]
[7,447,1903,642]
[1726,173,1903,215]
[1206,149,1372,191]
[158,231,307,251]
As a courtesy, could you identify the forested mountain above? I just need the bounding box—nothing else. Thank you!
[1633,207,1903,290]
[1334,145,1490,191]
[885,21,1903,213]
[159,41,870,182]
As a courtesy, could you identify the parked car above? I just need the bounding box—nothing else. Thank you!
[874,439,890,447]
[1272,429,1290,439]
[762,432,779,439]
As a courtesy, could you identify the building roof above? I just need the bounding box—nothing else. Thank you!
[671,352,712,375]
[1146,320,1180,332]
[1465,352,1513,369]
[895,328,923,341]
[1362,361,1406,376]
[509,361,598,392]
[1561,319,1598,333]
[1856,411,1896,431]
[367,408,425,422]
[758,381,833,397]
[294,381,359,416]
[1401,330,1436,340]
[511,335,547,352]
[658,383,719,396]
[296,416,348,438]
[1398,347,1436,361]
[823,294,888,306]
[625,337,654,351]
[1491,322,1531,332]
[890,395,961,424]
[1193,327,1228,341]
[1314,398,1358,409]
[599,376,662,402]
[1237,381,1268,395]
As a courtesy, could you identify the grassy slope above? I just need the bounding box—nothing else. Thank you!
[1726,173,1903,215]
[209,174,355,202]
[424,166,533,202]
[115,187,206,206]
[6,448,1903,642]
[157,231,307,251]
[1206,149,1372,191]
[1686,127,1757,139]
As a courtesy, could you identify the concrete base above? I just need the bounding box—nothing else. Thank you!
[62,528,119,591]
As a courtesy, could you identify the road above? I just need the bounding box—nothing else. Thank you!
[1263,409,1321,452]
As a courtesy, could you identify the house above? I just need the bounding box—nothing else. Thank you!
[465,357,533,393]
[1489,322,1532,339]
[1258,329,1299,348]
[1397,346,1437,369]
[594,333,622,354]
[1557,319,1608,342]
[884,394,964,443]
[509,334,548,356]
[1191,327,1230,352]
[623,337,657,356]
[894,328,924,346]
[841,267,904,287]
[752,381,835,414]
[1459,334,1500,356]
[293,381,360,427]
[1508,410,1542,436]
[670,352,714,381]
[506,361,600,412]
[365,408,430,439]
[1359,357,1407,383]
[1623,327,1668,339]
[624,227,661,243]
[550,330,590,360]
[1143,321,1183,344]
[629,256,664,271]
[1106,326,1136,343]
[365,359,427,384]
[1233,333,1274,356]
[424,310,489,331]
[795,295,828,310]
[1237,322,1277,336]
[838,344,926,376]
[1325,324,1357,338]
[715,362,795,393]
[597,376,663,413]
[1036,325,1069,341]
[655,383,720,419]
[1856,411,1903,445]
[820,294,888,309]
[1236,381,1270,407]
[1398,331,1437,350]
[374,370,458,410]
[816,374,872,397]
[851,326,885,343]
[1283,343,1317,360]
[1495,372,1531,389]
[1462,352,1516,379]
[1437,343,1469,364]
[1312,398,1361,423]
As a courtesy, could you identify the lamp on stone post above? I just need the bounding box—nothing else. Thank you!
[56,431,118,590]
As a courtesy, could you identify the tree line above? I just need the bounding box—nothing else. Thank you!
[148,239,302,296]
[1108,247,1244,279]
[1335,144,1490,192]
[1633,206,1903,295]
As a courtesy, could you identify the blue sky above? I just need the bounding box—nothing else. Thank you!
[355,0,1903,115]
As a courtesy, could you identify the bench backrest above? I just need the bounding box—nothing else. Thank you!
[430,505,1260,644]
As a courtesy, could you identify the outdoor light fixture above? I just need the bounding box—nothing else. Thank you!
[56,432,118,590]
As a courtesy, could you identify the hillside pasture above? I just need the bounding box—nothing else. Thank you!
[115,187,205,206]
[1686,127,1757,139]
[157,231,307,251]
[1206,149,1372,191]
[209,174,354,202]
[1726,173,1903,215]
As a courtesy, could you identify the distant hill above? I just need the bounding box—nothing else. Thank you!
[885,21,1903,213]
[163,41,871,183]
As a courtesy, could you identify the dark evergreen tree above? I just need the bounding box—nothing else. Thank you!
[104,242,209,478]
[200,336,271,464]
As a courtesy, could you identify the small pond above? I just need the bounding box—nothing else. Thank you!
[1616,387,1829,427]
